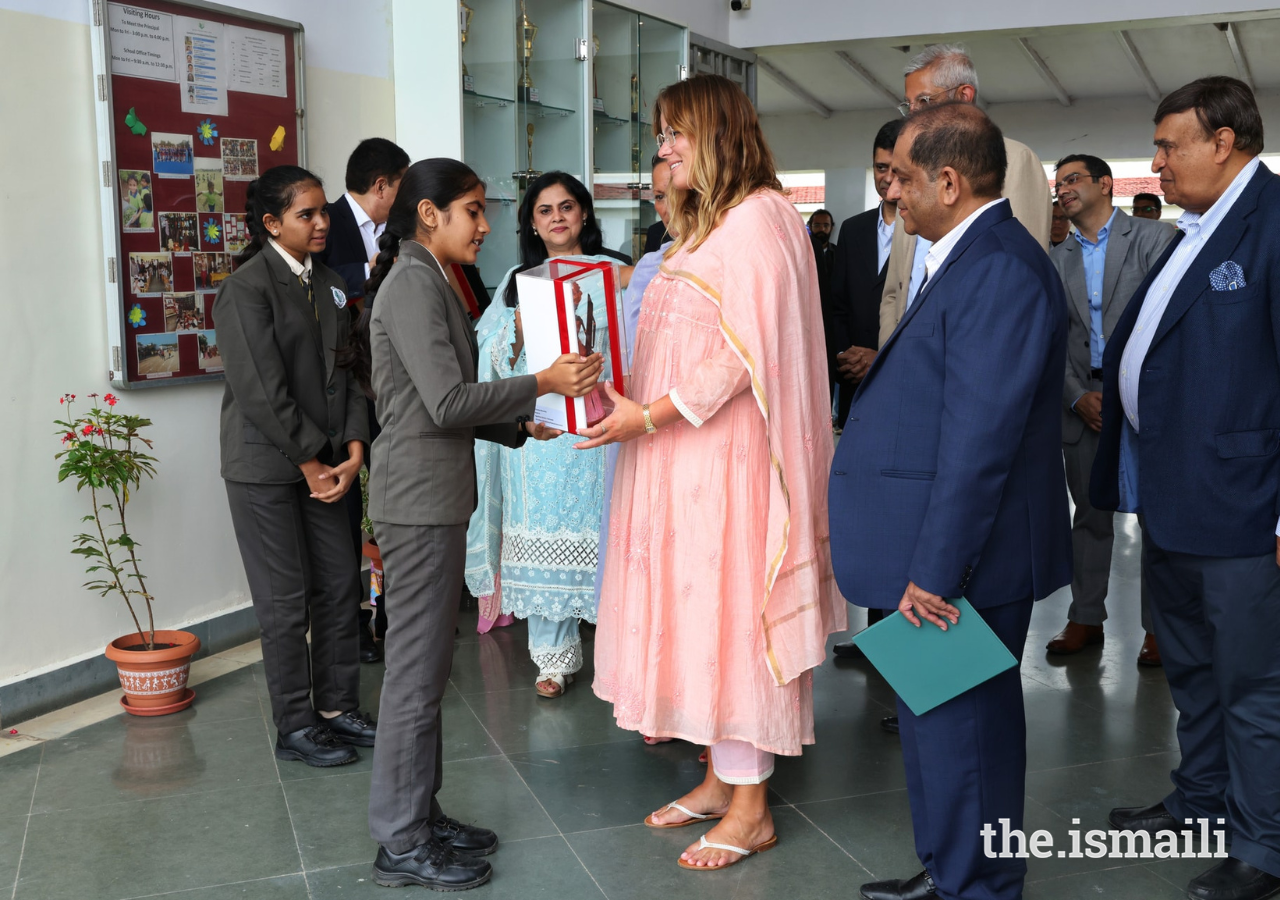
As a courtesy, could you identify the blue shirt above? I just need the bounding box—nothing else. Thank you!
[1074,209,1116,369]
[1115,157,1261,514]
[904,234,934,309]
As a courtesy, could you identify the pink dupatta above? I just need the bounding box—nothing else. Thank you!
[662,190,847,684]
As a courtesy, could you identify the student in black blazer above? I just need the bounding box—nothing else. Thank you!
[215,166,375,767]
[353,159,601,891]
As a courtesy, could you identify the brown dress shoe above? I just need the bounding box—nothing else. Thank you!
[1045,621,1104,654]
[1137,633,1162,667]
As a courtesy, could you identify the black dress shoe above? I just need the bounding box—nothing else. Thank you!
[432,816,499,856]
[1108,801,1185,837]
[881,716,900,735]
[327,710,377,747]
[275,724,358,767]
[359,624,383,663]
[834,640,865,660]
[860,870,936,899]
[372,839,492,891]
[1188,858,1280,900]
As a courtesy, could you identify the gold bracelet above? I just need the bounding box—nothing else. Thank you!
[642,403,656,434]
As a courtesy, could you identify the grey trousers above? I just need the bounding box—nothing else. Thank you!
[1063,412,1152,632]
[368,521,466,854]
[224,479,361,734]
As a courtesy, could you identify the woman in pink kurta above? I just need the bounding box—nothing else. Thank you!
[575,74,846,871]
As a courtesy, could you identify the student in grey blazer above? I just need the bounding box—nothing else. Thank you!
[354,159,601,892]
[1047,154,1175,664]
[215,166,376,768]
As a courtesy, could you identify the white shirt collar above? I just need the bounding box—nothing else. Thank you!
[268,237,313,280]
[1176,156,1261,239]
[924,198,1006,277]
[345,192,374,229]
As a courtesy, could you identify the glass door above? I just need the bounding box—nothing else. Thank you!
[590,2,639,261]
[636,13,685,259]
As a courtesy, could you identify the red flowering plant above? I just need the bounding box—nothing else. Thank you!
[54,393,160,649]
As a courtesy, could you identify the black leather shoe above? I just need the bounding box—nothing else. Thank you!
[1188,858,1280,900]
[372,839,492,891]
[275,724,358,767]
[880,716,900,735]
[327,710,377,747]
[1108,801,1185,837]
[359,623,382,663]
[860,870,936,899]
[834,640,865,660]
[432,816,499,856]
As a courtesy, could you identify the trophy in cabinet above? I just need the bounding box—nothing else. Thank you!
[592,34,605,114]
[629,74,641,170]
[517,0,539,103]
[513,122,542,189]
[459,1,474,93]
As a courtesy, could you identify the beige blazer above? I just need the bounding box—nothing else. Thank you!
[878,136,1052,347]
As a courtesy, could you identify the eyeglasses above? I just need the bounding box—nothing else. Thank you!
[1053,172,1102,196]
[897,87,957,117]
[655,128,682,148]
[1133,205,1160,214]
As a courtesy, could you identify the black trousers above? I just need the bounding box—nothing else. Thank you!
[1143,531,1280,876]
[368,521,466,853]
[345,485,387,637]
[225,479,361,734]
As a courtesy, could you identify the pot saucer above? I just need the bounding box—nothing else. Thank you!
[120,688,196,717]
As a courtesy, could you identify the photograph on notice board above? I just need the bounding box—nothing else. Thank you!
[158,212,199,254]
[136,333,181,376]
[194,158,224,212]
[221,137,259,181]
[118,169,154,232]
[197,330,223,370]
[129,251,174,296]
[152,132,194,179]
[193,252,233,292]
[164,293,204,332]
[223,213,249,255]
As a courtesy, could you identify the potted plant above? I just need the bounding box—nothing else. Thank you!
[55,392,200,716]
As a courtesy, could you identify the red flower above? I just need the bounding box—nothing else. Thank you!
[104,394,118,407]
[81,424,94,436]
[88,393,99,399]
[61,432,74,444]
[59,397,65,404]
[93,426,104,435]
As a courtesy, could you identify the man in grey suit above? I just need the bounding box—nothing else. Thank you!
[1046,154,1175,663]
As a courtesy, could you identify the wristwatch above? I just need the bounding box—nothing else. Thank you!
[514,415,531,448]
[642,404,656,434]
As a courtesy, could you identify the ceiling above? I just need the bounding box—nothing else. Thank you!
[751,12,1280,117]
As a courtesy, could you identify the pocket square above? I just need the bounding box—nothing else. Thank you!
[1210,260,1246,291]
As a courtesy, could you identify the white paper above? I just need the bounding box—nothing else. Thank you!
[517,268,572,432]
[227,25,288,98]
[108,3,176,82]
[176,15,228,117]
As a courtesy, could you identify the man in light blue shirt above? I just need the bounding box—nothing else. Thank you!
[1090,76,1280,900]
[1046,154,1174,663]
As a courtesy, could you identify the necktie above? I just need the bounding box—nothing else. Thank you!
[298,270,316,319]
[915,268,930,298]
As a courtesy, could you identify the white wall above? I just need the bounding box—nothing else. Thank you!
[627,0,728,43]
[765,90,1280,226]
[0,0,395,686]
[730,0,1280,49]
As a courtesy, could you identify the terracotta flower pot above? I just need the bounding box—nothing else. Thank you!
[361,534,381,567]
[105,629,201,715]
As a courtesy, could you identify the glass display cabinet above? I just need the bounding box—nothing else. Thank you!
[459,0,687,294]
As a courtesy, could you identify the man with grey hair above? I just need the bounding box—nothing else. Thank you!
[877,44,1054,348]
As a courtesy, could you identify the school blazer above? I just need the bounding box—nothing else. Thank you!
[367,241,537,527]
[215,246,370,484]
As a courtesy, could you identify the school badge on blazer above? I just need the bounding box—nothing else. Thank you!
[332,286,348,309]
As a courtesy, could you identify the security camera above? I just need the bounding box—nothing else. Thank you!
[730,0,751,10]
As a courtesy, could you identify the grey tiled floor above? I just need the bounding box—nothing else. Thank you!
[4,516,1204,899]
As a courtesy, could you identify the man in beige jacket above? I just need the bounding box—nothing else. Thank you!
[871,45,1053,351]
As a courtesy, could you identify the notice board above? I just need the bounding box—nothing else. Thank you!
[90,0,305,388]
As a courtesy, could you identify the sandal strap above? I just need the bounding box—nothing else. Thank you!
[664,803,711,821]
[698,834,751,857]
[537,673,567,688]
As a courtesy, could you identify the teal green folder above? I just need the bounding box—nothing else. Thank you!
[851,598,1017,716]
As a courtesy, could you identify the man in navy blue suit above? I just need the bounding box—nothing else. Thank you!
[829,102,1071,900]
[1092,76,1280,900]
